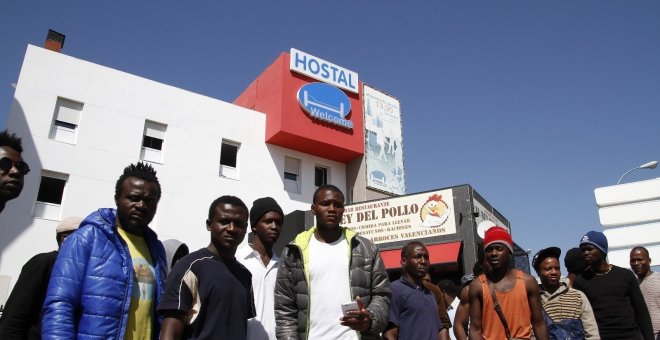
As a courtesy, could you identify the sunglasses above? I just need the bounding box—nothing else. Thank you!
[0,157,30,175]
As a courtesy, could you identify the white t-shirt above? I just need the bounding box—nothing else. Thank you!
[236,245,280,340]
[308,234,359,340]
[447,297,460,340]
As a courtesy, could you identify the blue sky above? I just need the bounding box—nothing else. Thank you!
[1,2,659,272]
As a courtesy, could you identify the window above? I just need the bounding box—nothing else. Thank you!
[284,157,301,193]
[50,97,83,144]
[315,165,328,187]
[34,171,68,220]
[219,140,240,179]
[141,120,167,163]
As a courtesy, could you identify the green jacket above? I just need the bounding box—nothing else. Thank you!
[275,226,391,340]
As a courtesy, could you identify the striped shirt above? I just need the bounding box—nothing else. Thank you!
[542,286,584,321]
[640,272,660,337]
[540,280,600,339]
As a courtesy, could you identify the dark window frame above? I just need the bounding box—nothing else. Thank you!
[284,172,298,181]
[315,166,328,187]
[142,135,164,150]
[54,120,77,130]
[36,176,66,205]
[220,142,239,168]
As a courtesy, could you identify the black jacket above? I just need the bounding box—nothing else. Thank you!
[0,251,58,339]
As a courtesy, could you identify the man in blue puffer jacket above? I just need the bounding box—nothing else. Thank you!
[42,162,167,339]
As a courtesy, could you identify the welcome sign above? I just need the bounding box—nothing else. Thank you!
[297,83,353,129]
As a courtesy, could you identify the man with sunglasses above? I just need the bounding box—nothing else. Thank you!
[0,130,29,214]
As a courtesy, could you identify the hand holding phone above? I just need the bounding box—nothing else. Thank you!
[341,301,359,316]
[340,297,370,332]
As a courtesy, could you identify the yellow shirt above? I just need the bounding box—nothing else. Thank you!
[117,226,155,340]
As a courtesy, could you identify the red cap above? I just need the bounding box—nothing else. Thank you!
[483,226,513,253]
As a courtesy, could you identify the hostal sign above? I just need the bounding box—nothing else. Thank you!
[291,48,358,129]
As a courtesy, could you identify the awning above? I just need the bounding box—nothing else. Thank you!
[379,241,462,270]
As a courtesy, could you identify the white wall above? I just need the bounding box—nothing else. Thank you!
[0,45,346,295]
[594,178,660,269]
[604,224,660,268]
[608,246,660,271]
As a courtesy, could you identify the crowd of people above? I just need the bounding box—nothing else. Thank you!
[0,128,657,340]
[448,228,657,340]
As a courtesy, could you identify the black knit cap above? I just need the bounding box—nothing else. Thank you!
[564,247,587,275]
[250,197,284,228]
[532,247,561,274]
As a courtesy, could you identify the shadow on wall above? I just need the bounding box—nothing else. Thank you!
[265,144,313,205]
[0,98,48,265]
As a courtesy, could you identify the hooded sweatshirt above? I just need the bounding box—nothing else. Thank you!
[162,239,188,274]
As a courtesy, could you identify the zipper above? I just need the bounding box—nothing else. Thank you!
[117,226,133,340]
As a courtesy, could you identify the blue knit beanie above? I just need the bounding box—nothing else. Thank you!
[579,231,608,254]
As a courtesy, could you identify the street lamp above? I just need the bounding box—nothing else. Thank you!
[617,161,659,184]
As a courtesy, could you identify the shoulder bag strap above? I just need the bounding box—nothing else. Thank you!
[486,279,512,340]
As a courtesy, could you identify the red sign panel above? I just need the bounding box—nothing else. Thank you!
[234,52,364,163]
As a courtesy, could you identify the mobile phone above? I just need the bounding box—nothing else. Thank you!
[341,301,359,316]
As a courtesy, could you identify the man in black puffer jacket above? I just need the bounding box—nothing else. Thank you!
[275,185,391,340]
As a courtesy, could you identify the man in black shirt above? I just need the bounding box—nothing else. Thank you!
[573,230,653,340]
[158,196,255,339]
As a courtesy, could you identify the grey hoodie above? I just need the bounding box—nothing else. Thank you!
[162,239,189,274]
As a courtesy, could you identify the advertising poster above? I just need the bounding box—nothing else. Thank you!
[363,85,405,195]
[342,189,456,244]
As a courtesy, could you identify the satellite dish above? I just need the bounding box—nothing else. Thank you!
[477,220,496,238]
[477,221,511,238]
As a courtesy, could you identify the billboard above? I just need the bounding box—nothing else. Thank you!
[342,189,457,244]
[363,85,405,195]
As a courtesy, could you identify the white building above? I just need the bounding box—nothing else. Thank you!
[594,177,660,268]
[1,42,401,297]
